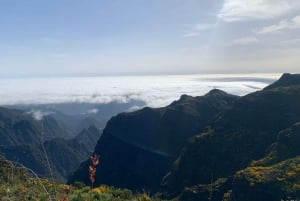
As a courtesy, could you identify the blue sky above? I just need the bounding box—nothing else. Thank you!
[0,0,300,77]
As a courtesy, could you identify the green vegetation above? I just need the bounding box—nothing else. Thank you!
[231,157,300,201]
[236,157,300,186]
[0,155,172,201]
[2,73,300,201]
[160,73,300,201]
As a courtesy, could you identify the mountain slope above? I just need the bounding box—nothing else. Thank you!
[229,122,300,201]
[0,107,42,146]
[75,125,102,152]
[0,107,102,181]
[161,73,300,200]
[69,89,238,191]
[264,73,300,90]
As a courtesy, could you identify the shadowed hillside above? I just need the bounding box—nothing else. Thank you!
[69,89,238,191]
[70,73,300,201]
[161,73,300,200]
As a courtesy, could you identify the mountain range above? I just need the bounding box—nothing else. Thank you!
[1,73,300,200]
[0,107,101,181]
[69,73,300,201]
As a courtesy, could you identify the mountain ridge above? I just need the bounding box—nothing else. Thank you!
[69,88,239,191]
[161,73,300,200]
[0,106,102,181]
[70,73,300,200]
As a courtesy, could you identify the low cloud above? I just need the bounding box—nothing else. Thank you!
[0,74,280,108]
[218,0,300,22]
[27,110,53,121]
[127,105,142,112]
[86,108,99,114]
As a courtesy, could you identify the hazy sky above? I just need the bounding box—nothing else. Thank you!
[0,0,300,77]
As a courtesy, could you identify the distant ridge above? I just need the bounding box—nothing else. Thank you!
[0,107,101,181]
[264,73,300,89]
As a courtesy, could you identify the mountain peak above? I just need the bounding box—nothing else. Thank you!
[206,89,227,96]
[178,94,192,101]
[265,73,300,90]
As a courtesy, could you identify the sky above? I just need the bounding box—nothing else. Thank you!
[0,0,300,77]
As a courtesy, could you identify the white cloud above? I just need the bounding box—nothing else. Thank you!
[232,36,259,45]
[183,31,199,37]
[183,23,214,37]
[127,105,142,112]
[218,0,300,22]
[27,110,53,121]
[255,15,300,34]
[87,108,99,114]
[0,74,279,108]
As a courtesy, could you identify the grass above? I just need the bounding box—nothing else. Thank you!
[0,156,172,201]
[0,182,171,201]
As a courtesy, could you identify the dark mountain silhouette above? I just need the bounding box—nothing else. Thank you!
[68,89,238,191]
[161,73,300,200]
[8,99,146,136]
[264,73,300,90]
[70,73,300,201]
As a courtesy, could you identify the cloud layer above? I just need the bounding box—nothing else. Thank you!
[218,0,300,22]
[0,74,280,108]
[27,110,53,121]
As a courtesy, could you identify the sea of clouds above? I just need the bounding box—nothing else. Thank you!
[0,74,281,108]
